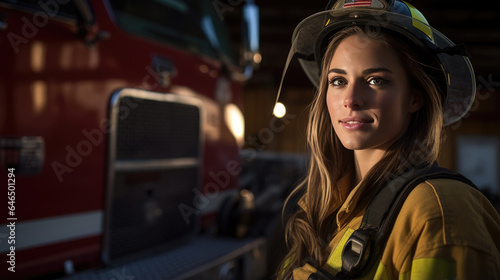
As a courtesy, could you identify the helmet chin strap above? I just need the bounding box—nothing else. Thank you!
[423,40,471,57]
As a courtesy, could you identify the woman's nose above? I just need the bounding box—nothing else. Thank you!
[343,82,364,109]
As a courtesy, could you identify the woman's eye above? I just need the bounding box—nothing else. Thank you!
[328,77,347,86]
[368,77,388,86]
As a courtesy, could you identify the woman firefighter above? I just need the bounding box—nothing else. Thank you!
[277,0,500,279]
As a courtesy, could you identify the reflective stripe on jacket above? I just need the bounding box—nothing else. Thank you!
[293,178,500,279]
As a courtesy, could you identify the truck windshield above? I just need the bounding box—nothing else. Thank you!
[107,0,238,66]
[0,0,78,19]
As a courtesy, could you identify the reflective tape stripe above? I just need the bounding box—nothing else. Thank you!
[326,228,355,271]
[373,262,389,280]
[0,211,103,253]
[404,1,434,42]
[403,258,457,279]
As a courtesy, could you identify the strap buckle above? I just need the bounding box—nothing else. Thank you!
[341,229,373,277]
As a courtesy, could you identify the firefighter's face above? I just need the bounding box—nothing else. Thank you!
[326,35,422,152]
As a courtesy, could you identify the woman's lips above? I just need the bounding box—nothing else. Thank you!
[339,117,373,130]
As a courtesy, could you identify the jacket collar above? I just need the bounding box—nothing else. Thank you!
[336,178,365,227]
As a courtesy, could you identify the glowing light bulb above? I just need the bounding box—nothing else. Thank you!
[273,102,286,118]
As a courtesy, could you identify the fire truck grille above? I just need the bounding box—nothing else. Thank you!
[115,97,200,160]
[106,90,202,262]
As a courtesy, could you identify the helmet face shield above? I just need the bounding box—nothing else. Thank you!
[278,5,475,125]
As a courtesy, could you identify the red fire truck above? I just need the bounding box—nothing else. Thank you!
[0,1,304,279]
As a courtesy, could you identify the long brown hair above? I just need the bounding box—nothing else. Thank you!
[278,26,444,278]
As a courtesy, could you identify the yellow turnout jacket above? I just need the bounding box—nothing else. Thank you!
[292,177,500,280]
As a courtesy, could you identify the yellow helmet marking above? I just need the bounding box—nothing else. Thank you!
[404,1,434,42]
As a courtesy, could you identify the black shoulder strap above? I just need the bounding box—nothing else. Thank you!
[338,163,477,279]
[361,163,476,238]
